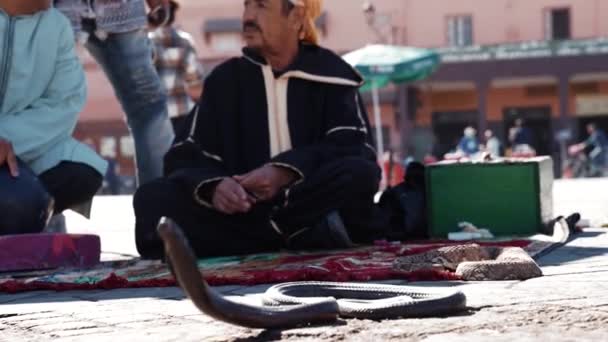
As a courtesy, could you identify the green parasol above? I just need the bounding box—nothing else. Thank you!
[343,45,440,156]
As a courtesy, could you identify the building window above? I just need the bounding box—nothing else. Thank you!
[119,136,135,158]
[100,136,117,158]
[446,15,473,47]
[210,33,243,53]
[545,8,571,40]
[203,18,243,53]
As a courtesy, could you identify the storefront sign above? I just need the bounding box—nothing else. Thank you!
[439,38,608,63]
[576,95,608,116]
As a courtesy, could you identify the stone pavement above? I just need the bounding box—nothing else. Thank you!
[1,179,608,341]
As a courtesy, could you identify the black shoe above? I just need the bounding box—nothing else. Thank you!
[286,211,354,250]
[543,212,581,236]
[565,213,581,233]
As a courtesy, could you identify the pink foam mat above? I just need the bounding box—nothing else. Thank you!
[0,234,100,272]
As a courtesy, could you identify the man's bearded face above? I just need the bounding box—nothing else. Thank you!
[242,0,299,53]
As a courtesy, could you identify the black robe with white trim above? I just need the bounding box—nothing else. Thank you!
[164,44,379,207]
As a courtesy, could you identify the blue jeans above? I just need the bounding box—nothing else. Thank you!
[85,30,174,185]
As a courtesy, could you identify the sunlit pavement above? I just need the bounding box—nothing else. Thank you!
[1,178,607,341]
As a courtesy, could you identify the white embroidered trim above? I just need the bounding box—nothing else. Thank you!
[275,77,292,155]
[170,137,194,149]
[326,126,367,136]
[281,70,362,87]
[354,92,368,132]
[170,140,223,162]
[283,187,291,208]
[247,55,365,160]
[242,52,362,87]
[243,54,264,67]
[286,226,313,242]
[193,177,225,209]
[365,143,378,155]
[266,162,305,184]
[188,105,200,138]
[262,66,282,157]
[202,150,223,162]
[270,219,285,236]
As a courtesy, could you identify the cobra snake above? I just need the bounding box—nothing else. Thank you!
[157,218,467,329]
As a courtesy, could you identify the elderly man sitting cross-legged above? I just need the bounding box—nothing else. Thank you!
[133,0,385,259]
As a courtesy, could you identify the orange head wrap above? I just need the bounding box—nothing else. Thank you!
[289,0,323,45]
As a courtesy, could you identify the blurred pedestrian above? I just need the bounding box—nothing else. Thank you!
[104,157,122,195]
[483,129,502,158]
[569,123,608,177]
[54,0,175,185]
[148,0,205,135]
[509,118,536,156]
[457,126,480,157]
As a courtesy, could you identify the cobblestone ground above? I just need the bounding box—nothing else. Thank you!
[1,179,608,341]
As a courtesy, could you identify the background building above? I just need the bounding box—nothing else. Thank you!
[75,0,608,177]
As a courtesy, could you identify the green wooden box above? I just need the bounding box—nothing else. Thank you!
[426,157,554,237]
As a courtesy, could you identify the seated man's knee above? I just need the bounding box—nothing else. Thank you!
[73,165,103,202]
[133,179,181,214]
[46,163,103,213]
[340,157,381,193]
[133,181,162,212]
[0,161,53,235]
[134,179,193,259]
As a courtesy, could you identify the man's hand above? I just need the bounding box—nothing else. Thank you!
[234,165,297,201]
[212,178,253,215]
[0,138,18,177]
[146,0,170,9]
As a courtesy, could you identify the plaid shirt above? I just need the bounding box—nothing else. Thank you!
[54,0,147,34]
[149,27,205,118]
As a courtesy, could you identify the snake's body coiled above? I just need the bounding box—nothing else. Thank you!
[264,282,467,320]
[158,218,467,329]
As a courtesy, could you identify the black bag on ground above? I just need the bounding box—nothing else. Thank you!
[0,159,53,235]
[378,162,428,241]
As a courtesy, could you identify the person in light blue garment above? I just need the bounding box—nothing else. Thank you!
[54,0,175,186]
[0,0,107,235]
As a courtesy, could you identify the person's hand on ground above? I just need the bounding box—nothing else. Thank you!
[0,138,18,177]
[234,165,297,201]
[212,178,253,215]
